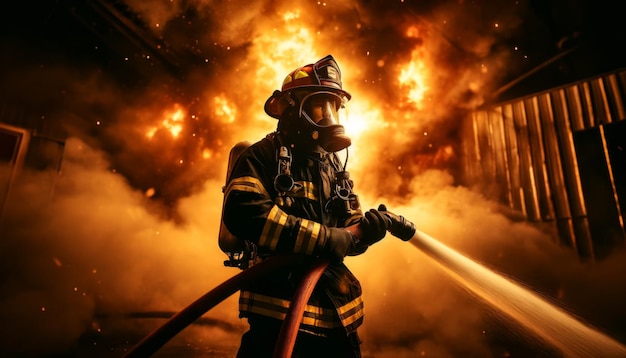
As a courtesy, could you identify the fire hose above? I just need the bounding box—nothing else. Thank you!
[122,253,306,358]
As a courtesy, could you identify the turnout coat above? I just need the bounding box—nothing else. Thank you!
[222,132,366,336]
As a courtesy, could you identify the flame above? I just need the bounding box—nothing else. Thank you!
[214,94,236,123]
[252,9,318,101]
[146,105,185,139]
[140,6,434,190]
[398,50,430,110]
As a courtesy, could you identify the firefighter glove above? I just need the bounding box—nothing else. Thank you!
[359,207,391,246]
[323,227,356,262]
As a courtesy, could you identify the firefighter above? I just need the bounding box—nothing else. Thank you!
[222,54,389,358]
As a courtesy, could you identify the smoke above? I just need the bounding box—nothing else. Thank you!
[0,138,245,356]
[2,0,625,357]
[3,149,626,357]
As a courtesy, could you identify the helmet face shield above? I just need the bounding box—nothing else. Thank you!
[299,91,346,128]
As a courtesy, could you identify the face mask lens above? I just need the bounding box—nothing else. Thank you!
[301,93,342,127]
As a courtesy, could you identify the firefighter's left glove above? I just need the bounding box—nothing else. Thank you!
[322,227,356,262]
[359,207,391,246]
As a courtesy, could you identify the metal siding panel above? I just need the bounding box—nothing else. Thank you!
[489,107,511,205]
[460,114,479,185]
[604,74,626,121]
[552,89,594,257]
[512,100,540,221]
[565,85,586,132]
[475,111,497,196]
[502,103,524,213]
[524,96,555,221]
[590,77,612,124]
[539,92,574,245]
[579,82,596,129]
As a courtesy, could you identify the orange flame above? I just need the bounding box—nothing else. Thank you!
[146,105,185,139]
[143,7,433,183]
[214,94,236,123]
[398,50,430,110]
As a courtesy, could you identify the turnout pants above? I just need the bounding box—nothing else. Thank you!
[236,315,361,358]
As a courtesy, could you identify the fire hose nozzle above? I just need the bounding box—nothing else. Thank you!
[378,204,416,241]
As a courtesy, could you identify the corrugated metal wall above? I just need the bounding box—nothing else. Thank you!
[463,70,626,260]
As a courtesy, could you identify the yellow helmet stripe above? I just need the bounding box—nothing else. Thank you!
[282,74,293,86]
[293,70,309,79]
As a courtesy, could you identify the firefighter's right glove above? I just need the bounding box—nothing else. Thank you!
[322,227,356,262]
[358,207,391,246]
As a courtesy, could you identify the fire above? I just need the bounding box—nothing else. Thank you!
[214,94,236,123]
[140,4,434,188]
[252,9,318,102]
[146,105,185,139]
[398,50,429,110]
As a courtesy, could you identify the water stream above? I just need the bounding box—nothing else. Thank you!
[409,229,626,357]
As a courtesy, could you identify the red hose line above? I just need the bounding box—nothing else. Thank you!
[272,258,330,358]
[123,254,305,358]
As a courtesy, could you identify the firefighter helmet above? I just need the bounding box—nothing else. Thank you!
[265,55,352,152]
[264,54,351,119]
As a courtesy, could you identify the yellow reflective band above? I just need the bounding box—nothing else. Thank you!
[259,205,288,250]
[294,70,309,80]
[225,176,270,199]
[291,181,318,201]
[337,296,364,327]
[294,219,321,255]
[240,290,288,308]
[239,291,342,329]
[301,308,340,329]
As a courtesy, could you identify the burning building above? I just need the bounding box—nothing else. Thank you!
[1,0,625,357]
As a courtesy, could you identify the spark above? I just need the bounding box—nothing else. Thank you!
[145,188,156,198]
[406,25,420,38]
